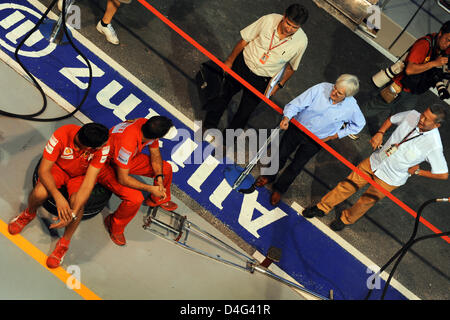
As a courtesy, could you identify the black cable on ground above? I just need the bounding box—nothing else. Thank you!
[365,198,449,300]
[0,0,93,122]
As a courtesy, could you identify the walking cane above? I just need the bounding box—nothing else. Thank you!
[224,128,280,194]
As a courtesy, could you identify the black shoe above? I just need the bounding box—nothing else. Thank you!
[330,218,347,231]
[302,206,325,219]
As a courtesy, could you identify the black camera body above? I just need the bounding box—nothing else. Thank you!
[434,54,450,100]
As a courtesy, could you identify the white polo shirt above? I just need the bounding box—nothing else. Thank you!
[370,110,448,187]
[240,13,308,77]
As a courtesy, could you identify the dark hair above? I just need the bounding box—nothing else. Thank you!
[429,104,447,124]
[141,116,173,139]
[440,20,450,35]
[77,123,109,148]
[285,4,308,26]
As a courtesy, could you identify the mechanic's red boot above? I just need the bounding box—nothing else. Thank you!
[8,209,36,235]
[104,214,126,246]
[46,237,70,269]
[145,198,178,211]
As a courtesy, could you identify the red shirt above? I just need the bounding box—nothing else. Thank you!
[43,124,110,177]
[109,118,159,169]
[394,34,450,92]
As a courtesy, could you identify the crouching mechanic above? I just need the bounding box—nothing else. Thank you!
[97,116,178,246]
[8,123,110,268]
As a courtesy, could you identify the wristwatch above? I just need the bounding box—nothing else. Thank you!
[277,82,284,89]
[414,168,420,175]
[155,174,164,181]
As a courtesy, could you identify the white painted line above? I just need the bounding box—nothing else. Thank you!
[252,249,320,300]
[1,0,421,300]
[28,0,197,130]
[0,49,92,124]
[290,201,420,300]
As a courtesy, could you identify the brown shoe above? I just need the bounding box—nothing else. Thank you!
[255,176,270,187]
[104,214,126,246]
[270,191,282,206]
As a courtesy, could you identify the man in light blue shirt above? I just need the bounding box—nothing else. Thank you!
[256,74,366,206]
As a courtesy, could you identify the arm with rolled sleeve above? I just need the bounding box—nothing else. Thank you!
[418,149,449,180]
[390,110,413,125]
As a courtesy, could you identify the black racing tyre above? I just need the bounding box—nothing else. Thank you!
[32,158,112,220]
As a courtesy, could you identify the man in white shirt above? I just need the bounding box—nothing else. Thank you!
[302,104,448,231]
[203,4,308,131]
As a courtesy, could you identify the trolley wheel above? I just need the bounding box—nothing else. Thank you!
[32,158,112,220]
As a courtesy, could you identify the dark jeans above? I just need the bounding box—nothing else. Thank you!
[265,125,322,194]
[364,87,419,134]
[203,51,270,130]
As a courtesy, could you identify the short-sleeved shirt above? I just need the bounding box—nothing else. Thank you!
[394,33,450,92]
[240,13,308,77]
[109,118,159,169]
[43,124,110,177]
[370,110,448,186]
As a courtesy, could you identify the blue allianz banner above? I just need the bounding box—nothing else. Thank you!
[0,0,410,300]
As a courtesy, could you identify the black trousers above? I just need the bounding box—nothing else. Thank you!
[203,51,270,130]
[265,125,322,194]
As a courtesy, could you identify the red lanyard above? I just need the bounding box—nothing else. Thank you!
[267,29,288,52]
[397,127,422,147]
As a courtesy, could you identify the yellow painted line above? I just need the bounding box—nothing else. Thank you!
[0,218,101,300]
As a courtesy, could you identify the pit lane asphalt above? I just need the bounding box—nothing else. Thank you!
[38,0,450,299]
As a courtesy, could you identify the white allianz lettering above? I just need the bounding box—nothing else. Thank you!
[0,10,25,30]
[187,155,220,193]
[238,191,287,238]
[59,55,105,89]
[0,5,57,57]
[145,108,159,119]
[96,80,142,121]
[170,137,198,169]
[209,179,233,210]
[5,15,41,46]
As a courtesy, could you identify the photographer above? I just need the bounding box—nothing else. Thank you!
[365,20,450,133]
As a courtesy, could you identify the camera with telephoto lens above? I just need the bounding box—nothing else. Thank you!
[372,60,405,88]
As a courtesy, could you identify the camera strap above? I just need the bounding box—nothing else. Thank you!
[397,33,434,64]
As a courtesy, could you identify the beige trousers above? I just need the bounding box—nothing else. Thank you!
[317,157,398,225]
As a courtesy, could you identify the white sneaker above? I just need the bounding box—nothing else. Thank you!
[57,0,63,11]
[96,21,120,45]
